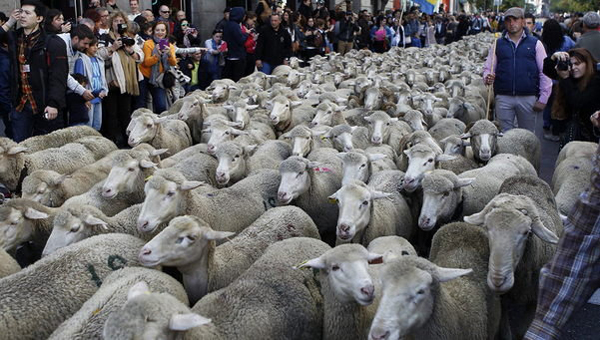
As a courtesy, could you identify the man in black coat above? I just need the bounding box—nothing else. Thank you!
[223,7,248,82]
[0,0,68,142]
[255,13,291,75]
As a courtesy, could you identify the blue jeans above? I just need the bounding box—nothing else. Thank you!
[259,62,274,75]
[139,78,167,113]
[89,101,102,131]
[133,79,148,110]
[0,104,11,138]
[10,102,64,142]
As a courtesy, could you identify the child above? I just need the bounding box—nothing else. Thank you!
[180,50,203,93]
[67,74,91,126]
[74,37,108,130]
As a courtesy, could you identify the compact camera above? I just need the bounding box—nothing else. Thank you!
[556,59,572,71]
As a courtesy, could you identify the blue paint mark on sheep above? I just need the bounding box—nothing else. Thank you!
[108,255,127,270]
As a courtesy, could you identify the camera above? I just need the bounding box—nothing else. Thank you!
[117,23,135,47]
[556,59,572,71]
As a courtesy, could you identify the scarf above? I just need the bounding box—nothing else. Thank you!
[109,31,139,95]
[149,36,171,88]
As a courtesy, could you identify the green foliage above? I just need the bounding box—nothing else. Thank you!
[550,0,600,13]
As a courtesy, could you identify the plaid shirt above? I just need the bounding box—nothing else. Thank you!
[525,145,600,340]
[16,29,41,113]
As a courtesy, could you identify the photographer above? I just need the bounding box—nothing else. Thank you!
[97,11,142,147]
[44,9,71,34]
[335,11,359,55]
[140,21,177,113]
[543,48,600,148]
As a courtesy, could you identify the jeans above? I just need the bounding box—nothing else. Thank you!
[148,81,167,114]
[89,101,102,131]
[11,102,64,142]
[259,62,274,75]
[133,78,149,110]
[495,94,538,133]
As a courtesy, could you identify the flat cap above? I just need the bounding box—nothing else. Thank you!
[504,7,524,19]
[583,11,600,28]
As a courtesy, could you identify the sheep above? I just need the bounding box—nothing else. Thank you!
[439,135,469,156]
[418,170,475,231]
[160,143,209,167]
[214,140,290,186]
[298,244,384,340]
[127,115,192,158]
[325,124,372,152]
[310,102,348,127]
[137,168,280,234]
[363,87,395,111]
[447,96,485,125]
[0,233,147,340]
[366,235,417,261]
[175,95,206,143]
[4,125,101,153]
[21,145,166,207]
[552,149,595,215]
[277,148,343,243]
[280,125,333,157]
[207,79,237,103]
[103,237,329,340]
[397,130,444,171]
[459,153,537,216]
[338,150,394,185]
[202,119,256,155]
[139,206,320,303]
[364,111,411,149]
[428,118,467,142]
[0,248,20,278]
[464,176,563,338]
[0,137,117,192]
[555,141,597,167]
[330,171,414,246]
[401,144,457,192]
[42,204,156,256]
[0,198,59,255]
[268,95,313,135]
[397,109,428,132]
[368,222,501,340]
[48,267,189,340]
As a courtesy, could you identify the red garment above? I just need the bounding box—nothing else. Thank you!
[242,25,256,54]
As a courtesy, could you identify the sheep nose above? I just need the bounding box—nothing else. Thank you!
[310,121,317,127]
[370,330,390,340]
[420,216,431,226]
[207,145,215,153]
[372,137,382,144]
[361,285,375,299]
[104,188,112,195]
[339,224,350,233]
[141,248,152,256]
[277,192,288,201]
[343,145,353,152]
[491,275,506,288]
[138,220,150,231]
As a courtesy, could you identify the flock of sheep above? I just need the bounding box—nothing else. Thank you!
[0,32,597,340]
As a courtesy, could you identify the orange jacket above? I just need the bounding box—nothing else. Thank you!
[140,39,177,79]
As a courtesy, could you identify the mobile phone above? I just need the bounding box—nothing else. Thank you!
[158,39,169,50]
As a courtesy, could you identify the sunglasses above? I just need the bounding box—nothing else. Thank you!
[181,23,188,26]
[161,10,171,14]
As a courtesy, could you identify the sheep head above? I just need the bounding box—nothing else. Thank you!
[214,142,253,186]
[328,180,391,244]
[103,152,157,199]
[464,193,559,293]
[0,199,49,251]
[43,206,108,256]
[461,119,501,162]
[299,244,382,305]
[338,151,386,186]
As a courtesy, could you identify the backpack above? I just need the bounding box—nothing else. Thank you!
[313,31,324,47]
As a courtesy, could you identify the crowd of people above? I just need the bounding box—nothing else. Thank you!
[0,0,598,148]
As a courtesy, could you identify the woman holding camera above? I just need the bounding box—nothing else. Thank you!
[543,48,600,149]
[139,21,177,114]
[97,11,143,148]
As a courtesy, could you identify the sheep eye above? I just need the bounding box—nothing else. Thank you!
[306,137,310,140]
[297,171,305,177]
[225,131,230,135]
[442,192,450,197]
[234,154,240,158]
[417,289,425,295]
[176,237,184,244]
[128,167,135,172]
[331,264,340,271]
[427,158,434,163]
[520,209,528,215]
[386,122,390,126]
[362,200,369,206]
[146,124,152,128]
[360,163,366,168]
[186,235,196,241]
[70,225,80,233]
[166,191,175,197]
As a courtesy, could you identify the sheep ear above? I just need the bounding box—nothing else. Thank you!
[368,153,387,162]
[84,215,109,230]
[139,160,158,169]
[24,208,49,220]
[460,133,471,139]
[455,177,475,188]
[390,117,399,122]
[53,174,68,186]
[531,218,559,244]
[464,211,486,225]
[327,192,339,204]
[336,152,347,160]
[297,256,326,269]
[179,181,204,191]
[436,266,473,282]
[367,252,384,265]
[230,129,248,136]
[7,146,27,155]
[153,116,169,124]
[169,313,212,331]
[247,105,259,110]
[151,148,169,157]
[371,190,392,200]
[204,230,235,241]
[127,281,150,301]
[244,145,257,155]
[291,101,303,107]
[436,154,456,162]
[364,116,372,122]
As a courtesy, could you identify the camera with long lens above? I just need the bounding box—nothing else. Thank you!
[117,23,135,47]
[556,59,572,71]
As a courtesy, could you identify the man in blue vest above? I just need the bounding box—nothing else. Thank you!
[483,7,552,132]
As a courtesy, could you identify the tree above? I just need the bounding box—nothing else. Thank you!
[550,0,600,13]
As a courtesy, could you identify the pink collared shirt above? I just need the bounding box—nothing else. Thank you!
[483,31,552,104]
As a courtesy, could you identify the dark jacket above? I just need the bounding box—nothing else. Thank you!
[298,3,313,20]
[223,7,248,59]
[494,32,539,97]
[0,44,11,113]
[66,92,89,125]
[255,24,292,66]
[574,31,600,62]
[0,26,68,114]
[336,18,359,42]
